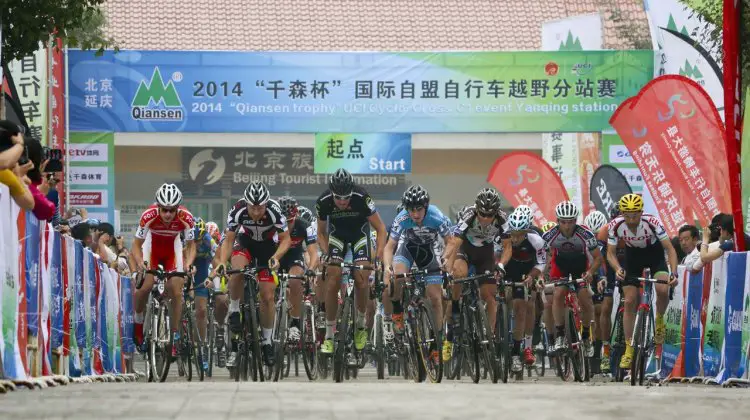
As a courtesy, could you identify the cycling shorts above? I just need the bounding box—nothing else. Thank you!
[143,236,183,273]
[456,242,495,286]
[393,241,442,286]
[622,242,668,288]
[193,259,211,298]
[280,246,305,272]
[548,251,588,282]
[231,237,277,284]
[329,224,371,263]
[506,260,534,300]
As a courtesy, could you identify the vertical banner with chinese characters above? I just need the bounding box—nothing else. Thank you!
[742,88,750,233]
[8,47,47,144]
[314,133,411,174]
[487,151,569,226]
[68,132,115,223]
[542,133,581,218]
[578,133,600,214]
[48,39,67,211]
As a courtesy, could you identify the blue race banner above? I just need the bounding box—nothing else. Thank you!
[24,212,40,337]
[120,276,135,355]
[685,271,704,377]
[68,49,653,133]
[70,241,85,376]
[51,231,63,349]
[314,133,411,174]
[716,252,746,382]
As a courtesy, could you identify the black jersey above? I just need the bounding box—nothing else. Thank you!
[226,199,288,243]
[315,186,377,240]
[288,217,317,249]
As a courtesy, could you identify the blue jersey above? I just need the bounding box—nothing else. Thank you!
[390,205,452,246]
[194,231,213,281]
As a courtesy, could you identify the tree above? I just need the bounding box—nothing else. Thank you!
[1,0,117,65]
[679,0,750,93]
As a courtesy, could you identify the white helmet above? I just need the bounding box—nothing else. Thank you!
[507,211,531,231]
[584,211,607,232]
[515,205,532,218]
[155,183,182,207]
[555,201,580,220]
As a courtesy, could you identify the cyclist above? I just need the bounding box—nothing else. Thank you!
[542,201,602,356]
[130,183,196,358]
[205,221,221,244]
[383,185,452,362]
[211,181,292,367]
[277,196,319,342]
[443,188,512,360]
[189,217,215,371]
[606,193,678,369]
[504,211,547,373]
[583,210,609,372]
[315,169,388,354]
[541,221,557,233]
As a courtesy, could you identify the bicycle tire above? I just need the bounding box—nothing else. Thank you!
[631,308,647,386]
[537,325,548,377]
[462,306,480,384]
[183,313,193,382]
[567,310,585,382]
[301,302,318,381]
[192,313,205,382]
[272,301,288,382]
[374,314,385,380]
[415,304,443,383]
[246,289,264,382]
[495,302,510,383]
[610,308,626,382]
[333,298,351,383]
[235,341,245,382]
[157,305,172,383]
[476,301,497,383]
[207,311,215,378]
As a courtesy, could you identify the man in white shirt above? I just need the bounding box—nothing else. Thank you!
[678,225,702,273]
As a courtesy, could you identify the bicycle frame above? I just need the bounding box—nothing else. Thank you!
[224,265,267,382]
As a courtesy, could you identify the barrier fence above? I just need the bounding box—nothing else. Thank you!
[1,185,135,382]
[2,181,750,385]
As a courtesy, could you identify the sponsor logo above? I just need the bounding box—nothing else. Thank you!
[70,192,103,206]
[545,62,559,76]
[572,63,593,76]
[188,149,226,186]
[131,67,184,121]
[595,178,616,214]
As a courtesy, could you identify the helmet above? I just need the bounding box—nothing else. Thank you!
[193,217,206,238]
[555,201,580,220]
[475,188,501,215]
[584,211,607,231]
[297,205,314,224]
[514,205,532,218]
[278,196,299,220]
[618,193,644,212]
[402,185,430,209]
[608,205,621,220]
[329,168,354,196]
[541,221,557,233]
[155,183,182,207]
[507,211,531,231]
[205,221,220,241]
[243,181,270,205]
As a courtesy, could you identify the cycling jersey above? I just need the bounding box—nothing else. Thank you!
[316,186,377,262]
[505,232,547,299]
[281,218,317,271]
[193,230,214,297]
[452,205,509,247]
[607,214,668,248]
[391,205,452,285]
[542,224,598,280]
[137,204,195,272]
[596,225,624,299]
[226,199,288,281]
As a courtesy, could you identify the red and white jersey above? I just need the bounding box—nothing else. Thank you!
[136,204,195,244]
[607,213,668,249]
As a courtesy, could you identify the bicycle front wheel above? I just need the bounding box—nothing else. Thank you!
[191,312,205,382]
[415,303,442,383]
[374,313,385,380]
[272,301,288,382]
[301,302,319,381]
[631,308,649,386]
[156,305,172,383]
[333,299,352,383]
[206,310,215,378]
[462,306,480,384]
[495,302,510,383]
[476,301,497,383]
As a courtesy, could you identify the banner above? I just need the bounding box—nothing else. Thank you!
[68,132,116,223]
[8,47,48,144]
[314,133,411,174]
[68,50,653,134]
[487,151,569,226]
[1,189,24,379]
[742,88,750,236]
[578,133,600,213]
[541,14,603,51]
[48,38,67,211]
[542,133,580,217]
[589,164,632,216]
[716,252,746,381]
[661,265,686,376]
[722,0,745,251]
[704,255,727,376]
[741,253,750,378]
[684,269,704,377]
[601,132,644,193]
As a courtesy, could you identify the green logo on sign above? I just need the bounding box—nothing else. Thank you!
[558,31,583,51]
[131,67,184,121]
[666,14,690,37]
[679,59,704,80]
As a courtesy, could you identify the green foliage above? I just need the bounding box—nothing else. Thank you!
[1,0,118,65]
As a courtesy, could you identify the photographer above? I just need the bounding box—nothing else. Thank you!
[0,120,34,210]
[25,137,56,221]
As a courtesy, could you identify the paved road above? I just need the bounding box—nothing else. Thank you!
[2,357,749,420]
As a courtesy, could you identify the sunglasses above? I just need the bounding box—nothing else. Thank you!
[160,207,177,214]
[406,206,425,212]
[333,193,352,200]
[477,211,495,218]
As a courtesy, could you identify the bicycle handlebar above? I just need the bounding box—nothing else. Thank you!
[635,277,670,285]
[391,268,444,279]
[326,262,375,271]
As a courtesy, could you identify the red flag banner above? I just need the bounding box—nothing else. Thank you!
[487,151,569,226]
[48,38,67,212]
[610,75,730,231]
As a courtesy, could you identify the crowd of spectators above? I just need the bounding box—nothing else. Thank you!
[676,213,745,274]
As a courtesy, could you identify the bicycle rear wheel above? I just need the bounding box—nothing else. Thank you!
[301,302,319,380]
[415,304,442,383]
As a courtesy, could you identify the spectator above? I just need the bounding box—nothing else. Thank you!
[0,120,26,169]
[65,207,88,227]
[25,137,56,221]
[0,121,35,210]
[94,222,118,267]
[671,236,686,262]
[678,225,702,273]
[700,213,735,265]
[71,222,94,248]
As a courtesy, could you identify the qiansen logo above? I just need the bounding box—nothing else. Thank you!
[131,67,184,121]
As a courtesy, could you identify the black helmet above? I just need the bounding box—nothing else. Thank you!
[329,168,354,196]
[475,187,501,215]
[278,195,298,219]
[298,205,314,224]
[402,185,430,209]
[244,181,270,205]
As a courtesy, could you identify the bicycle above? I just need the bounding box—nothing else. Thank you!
[630,268,671,386]
[369,265,389,380]
[137,265,189,383]
[495,277,529,382]
[608,289,627,382]
[271,271,308,382]
[224,265,267,382]
[390,267,445,383]
[450,270,499,384]
[543,275,590,383]
[530,281,550,378]
[205,284,227,378]
[327,261,375,383]
[175,276,204,382]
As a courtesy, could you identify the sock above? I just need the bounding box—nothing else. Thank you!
[656,313,664,324]
[602,341,611,357]
[325,320,335,340]
[524,335,532,349]
[134,312,145,324]
[582,326,590,340]
[594,340,602,358]
[291,317,301,329]
[229,299,240,312]
[392,300,403,314]
[513,340,522,355]
[356,311,366,329]
[556,325,565,338]
[262,328,273,345]
[451,300,460,315]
